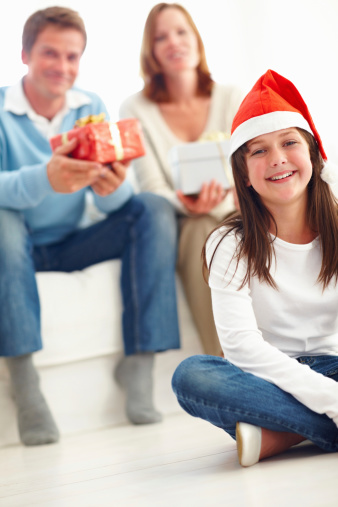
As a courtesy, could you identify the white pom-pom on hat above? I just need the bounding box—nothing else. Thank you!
[321,162,338,186]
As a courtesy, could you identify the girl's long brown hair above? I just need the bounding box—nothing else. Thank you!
[202,129,338,290]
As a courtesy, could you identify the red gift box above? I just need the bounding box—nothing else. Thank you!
[50,115,146,164]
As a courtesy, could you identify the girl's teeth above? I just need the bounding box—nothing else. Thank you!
[271,172,293,181]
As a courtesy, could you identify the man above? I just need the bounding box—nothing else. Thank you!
[0,6,180,446]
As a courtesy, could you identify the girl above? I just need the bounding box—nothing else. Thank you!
[172,69,338,467]
[120,3,243,356]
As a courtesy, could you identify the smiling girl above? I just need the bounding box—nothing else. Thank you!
[172,69,338,467]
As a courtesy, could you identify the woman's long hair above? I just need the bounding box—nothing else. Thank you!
[202,128,338,289]
[140,3,213,103]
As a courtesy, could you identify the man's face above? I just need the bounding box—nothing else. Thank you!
[22,25,85,100]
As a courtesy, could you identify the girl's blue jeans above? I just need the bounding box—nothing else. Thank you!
[0,193,180,357]
[172,355,338,452]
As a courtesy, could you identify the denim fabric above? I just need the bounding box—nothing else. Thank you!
[0,193,180,356]
[172,355,338,452]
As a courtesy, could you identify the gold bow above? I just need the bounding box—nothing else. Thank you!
[199,131,230,142]
[74,113,106,127]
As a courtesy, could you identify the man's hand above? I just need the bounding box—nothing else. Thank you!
[177,180,229,215]
[47,138,106,193]
[91,160,129,197]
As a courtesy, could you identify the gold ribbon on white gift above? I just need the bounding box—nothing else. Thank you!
[199,131,234,186]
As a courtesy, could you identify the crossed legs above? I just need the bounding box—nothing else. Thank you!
[172,355,338,465]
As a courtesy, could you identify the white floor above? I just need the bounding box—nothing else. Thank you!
[1,412,338,507]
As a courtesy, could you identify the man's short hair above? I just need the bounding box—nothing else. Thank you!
[22,6,87,54]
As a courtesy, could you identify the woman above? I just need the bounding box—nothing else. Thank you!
[172,69,338,467]
[120,3,243,355]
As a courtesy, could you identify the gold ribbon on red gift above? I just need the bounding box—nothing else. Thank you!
[61,132,69,145]
[60,114,107,145]
[64,113,125,160]
[108,123,124,161]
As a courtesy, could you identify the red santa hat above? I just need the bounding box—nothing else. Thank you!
[229,69,337,185]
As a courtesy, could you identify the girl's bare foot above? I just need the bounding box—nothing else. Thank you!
[259,427,305,460]
[236,422,306,467]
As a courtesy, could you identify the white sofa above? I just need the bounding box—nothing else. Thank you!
[0,182,203,447]
[0,260,202,447]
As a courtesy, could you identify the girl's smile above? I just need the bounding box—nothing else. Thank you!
[245,128,313,208]
[268,170,294,181]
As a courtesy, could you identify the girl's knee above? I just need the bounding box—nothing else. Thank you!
[172,355,230,401]
[172,355,208,394]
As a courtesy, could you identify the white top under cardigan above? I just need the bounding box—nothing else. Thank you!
[120,83,244,221]
[206,228,338,426]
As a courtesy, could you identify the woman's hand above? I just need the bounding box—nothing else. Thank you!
[177,180,228,215]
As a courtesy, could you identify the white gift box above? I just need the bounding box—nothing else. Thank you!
[169,140,233,195]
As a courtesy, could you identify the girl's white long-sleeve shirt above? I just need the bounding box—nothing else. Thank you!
[206,228,338,425]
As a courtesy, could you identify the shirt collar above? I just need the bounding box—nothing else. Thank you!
[3,80,92,138]
[3,79,92,117]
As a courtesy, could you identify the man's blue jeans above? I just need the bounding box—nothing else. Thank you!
[172,355,338,452]
[0,193,180,357]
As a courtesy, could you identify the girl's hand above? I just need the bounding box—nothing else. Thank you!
[177,180,228,215]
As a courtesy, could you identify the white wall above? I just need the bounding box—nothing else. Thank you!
[1,0,338,159]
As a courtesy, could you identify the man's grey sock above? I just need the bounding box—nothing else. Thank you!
[115,352,162,424]
[5,354,59,446]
